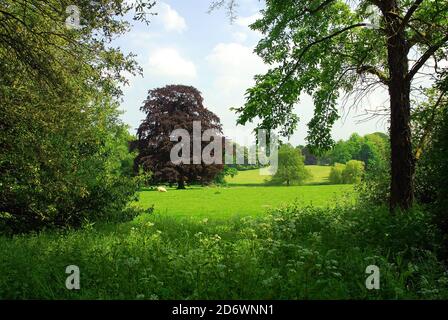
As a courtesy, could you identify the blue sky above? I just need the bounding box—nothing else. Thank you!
[114,0,388,146]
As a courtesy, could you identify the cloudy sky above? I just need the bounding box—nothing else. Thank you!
[114,0,388,146]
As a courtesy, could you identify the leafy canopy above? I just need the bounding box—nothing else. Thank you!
[233,0,448,151]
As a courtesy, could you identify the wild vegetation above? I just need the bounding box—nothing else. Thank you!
[1,0,448,300]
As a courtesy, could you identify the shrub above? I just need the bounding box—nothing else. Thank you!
[0,119,140,234]
[214,166,238,185]
[329,161,365,184]
[342,160,365,184]
[329,163,346,184]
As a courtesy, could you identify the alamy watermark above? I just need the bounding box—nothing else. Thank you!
[365,265,380,290]
[65,5,82,30]
[65,265,80,290]
[169,121,279,175]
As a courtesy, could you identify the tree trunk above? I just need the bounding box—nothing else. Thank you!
[385,1,414,212]
[177,178,186,190]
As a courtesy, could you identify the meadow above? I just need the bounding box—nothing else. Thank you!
[137,166,353,219]
[226,165,332,186]
[1,166,447,299]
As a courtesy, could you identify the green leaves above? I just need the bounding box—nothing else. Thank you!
[236,0,390,152]
[267,144,312,186]
[0,1,151,232]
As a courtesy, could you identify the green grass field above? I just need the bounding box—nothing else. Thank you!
[2,167,447,300]
[138,184,354,219]
[137,166,354,219]
[226,165,331,186]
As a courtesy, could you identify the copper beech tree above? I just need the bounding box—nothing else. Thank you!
[133,85,224,189]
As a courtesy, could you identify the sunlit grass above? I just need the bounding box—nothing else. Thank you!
[226,165,331,186]
[136,184,355,219]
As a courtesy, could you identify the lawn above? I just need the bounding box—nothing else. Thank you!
[137,166,353,219]
[137,184,354,219]
[226,165,331,186]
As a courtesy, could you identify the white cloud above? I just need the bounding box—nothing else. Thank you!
[147,48,197,79]
[207,42,266,93]
[157,2,187,33]
[235,13,262,28]
[204,42,268,144]
[233,31,248,43]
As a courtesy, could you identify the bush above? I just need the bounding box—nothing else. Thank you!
[268,144,312,186]
[214,166,238,185]
[0,114,140,234]
[342,160,365,184]
[329,163,346,184]
[329,161,365,184]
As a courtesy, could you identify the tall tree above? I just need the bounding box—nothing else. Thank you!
[133,85,224,189]
[215,0,448,211]
[0,0,155,231]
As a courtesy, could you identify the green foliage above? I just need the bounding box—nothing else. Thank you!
[268,144,312,186]
[328,133,388,173]
[1,204,446,299]
[0,0,151,232]
[412,89,448,253]
[232,0,448,154]
[329,160,365,184]
[342,160,365,184]
[329,163,346,184]
[214,166,238,185]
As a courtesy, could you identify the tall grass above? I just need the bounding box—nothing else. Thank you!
[1,204,447,299]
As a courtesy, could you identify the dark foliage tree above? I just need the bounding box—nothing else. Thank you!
[134,85,224,189]
[297,146,318,165]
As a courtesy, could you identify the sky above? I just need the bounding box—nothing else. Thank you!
[113,0,389,146]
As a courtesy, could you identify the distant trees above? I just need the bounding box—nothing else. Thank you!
[297,146,319,165]
[329,163,346,185]
[133,85,224,189]
[268,144,311,186]
[226,143,265,171]
[328,133,388,173]
[329,160,365,185]
[343,160,365,184]
[297,132,388,172]
[214,166,239,185]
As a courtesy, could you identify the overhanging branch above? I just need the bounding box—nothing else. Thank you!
[357,65,390,85]
[277,23,369,94]
[407,33,448,81]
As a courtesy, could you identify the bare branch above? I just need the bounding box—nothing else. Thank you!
[408,33,448,81]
